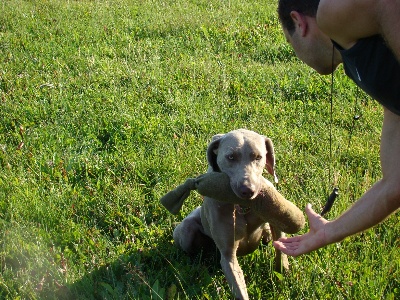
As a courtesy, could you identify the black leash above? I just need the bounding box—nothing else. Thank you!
[320,46,339,217]
[321,187,339,216]
[320,46,362,217]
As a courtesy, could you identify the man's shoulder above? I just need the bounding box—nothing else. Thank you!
[317,0,379,49]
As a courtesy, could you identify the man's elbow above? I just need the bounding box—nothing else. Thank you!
[385,180,400,212]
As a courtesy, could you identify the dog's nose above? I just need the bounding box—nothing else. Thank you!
[239,185,255,199]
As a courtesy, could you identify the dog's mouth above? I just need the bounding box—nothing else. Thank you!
[231,182,260,200]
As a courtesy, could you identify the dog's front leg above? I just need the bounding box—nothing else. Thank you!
[220,254,248,300]
[270,226,289,272]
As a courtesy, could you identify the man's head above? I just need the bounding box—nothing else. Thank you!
[277,0,341,75]
[278,0,320,34]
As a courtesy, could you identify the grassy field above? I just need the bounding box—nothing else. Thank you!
[0,0,398,299]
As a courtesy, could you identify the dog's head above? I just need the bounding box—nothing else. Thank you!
[206,129,277,200]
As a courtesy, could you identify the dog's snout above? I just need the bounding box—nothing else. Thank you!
[239,185,255,199]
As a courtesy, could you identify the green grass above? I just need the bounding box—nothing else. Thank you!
[0,0,399,299]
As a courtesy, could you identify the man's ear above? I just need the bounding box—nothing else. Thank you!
[290,11,308,37]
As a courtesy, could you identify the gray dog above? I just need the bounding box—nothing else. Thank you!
[173,129,288,300]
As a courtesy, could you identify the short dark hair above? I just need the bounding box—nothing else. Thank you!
[278,0,320,34]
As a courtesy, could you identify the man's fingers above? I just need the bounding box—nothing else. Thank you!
[273,238,302,250]
[273,240,301,256]
[305,203,318,217]
[273,204,327,257]
[275,235,302,243]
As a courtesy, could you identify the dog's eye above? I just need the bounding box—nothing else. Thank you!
[226,154,235,161]
[255,155,262,161]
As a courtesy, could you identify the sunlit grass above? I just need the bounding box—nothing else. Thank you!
[0,0,398,299]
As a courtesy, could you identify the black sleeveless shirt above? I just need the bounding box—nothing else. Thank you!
[332,35,400,116]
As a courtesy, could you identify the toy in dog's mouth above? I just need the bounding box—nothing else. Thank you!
[159,172,305,233]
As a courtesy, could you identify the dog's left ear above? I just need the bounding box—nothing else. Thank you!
[206,134,224,172]
[264,137,278,183]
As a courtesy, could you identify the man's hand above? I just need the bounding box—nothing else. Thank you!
[273,203,330,257]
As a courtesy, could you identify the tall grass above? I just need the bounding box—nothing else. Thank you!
[0,0,398,299]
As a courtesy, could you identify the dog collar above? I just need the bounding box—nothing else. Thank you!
[234,204,251,215]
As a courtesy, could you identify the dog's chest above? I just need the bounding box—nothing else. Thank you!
[201,199,265,234]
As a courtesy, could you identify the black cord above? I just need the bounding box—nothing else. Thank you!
[322,46,362,217]
[321,45,339,217]
[347,94,361,151]
[329,46,334,189]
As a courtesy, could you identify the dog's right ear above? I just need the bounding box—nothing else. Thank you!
[206,134,224,172]
[264,137,279,183]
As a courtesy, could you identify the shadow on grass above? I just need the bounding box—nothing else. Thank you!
[54,233,222,300]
